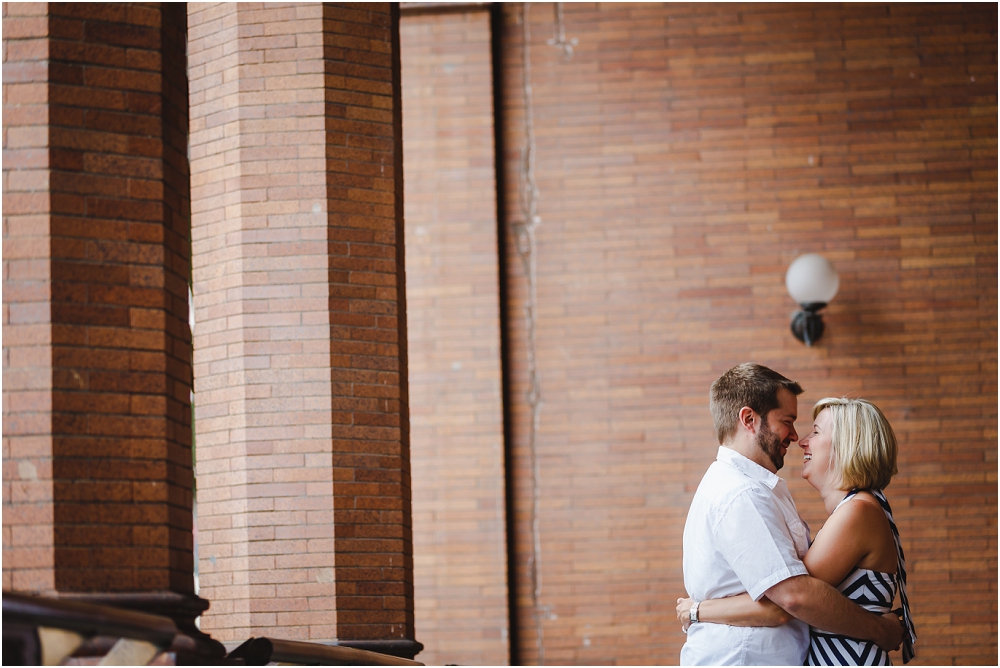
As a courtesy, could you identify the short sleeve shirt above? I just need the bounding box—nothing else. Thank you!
[680,447,812,665]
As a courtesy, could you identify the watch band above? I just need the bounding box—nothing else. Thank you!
[689,601,700,625]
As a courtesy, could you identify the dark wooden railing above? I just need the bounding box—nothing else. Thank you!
[3,592,178,665]
[227,637,423,666]
[2,591,424,666]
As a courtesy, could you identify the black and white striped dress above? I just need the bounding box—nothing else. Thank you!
[807,489,917,666]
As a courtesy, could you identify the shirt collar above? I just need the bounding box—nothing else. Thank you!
[716,446,781,490]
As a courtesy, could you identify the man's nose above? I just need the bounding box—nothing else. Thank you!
[788,426,799,442]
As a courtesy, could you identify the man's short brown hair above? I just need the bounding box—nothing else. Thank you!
[710,363,804,444]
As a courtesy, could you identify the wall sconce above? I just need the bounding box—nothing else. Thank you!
[785,253,839,346]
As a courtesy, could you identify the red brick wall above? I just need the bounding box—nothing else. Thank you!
[400,10,510,666]
[498,3,995,664]
[189,2,414,647]
[3,2,194,596]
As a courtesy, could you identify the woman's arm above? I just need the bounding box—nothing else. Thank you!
[803,494,895,586]
[676,594,791,630]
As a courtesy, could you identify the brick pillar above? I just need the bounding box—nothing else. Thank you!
[399,9,511,666]
[2,2,221,657]
[188,3,418,656]
[3,0,55,595]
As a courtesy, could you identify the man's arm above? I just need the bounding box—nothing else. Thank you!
[766,574,903,651]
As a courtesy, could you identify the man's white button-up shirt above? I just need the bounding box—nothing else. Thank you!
[681,446,811,666]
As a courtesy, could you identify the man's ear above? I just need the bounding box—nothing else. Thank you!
[738,406,757,433]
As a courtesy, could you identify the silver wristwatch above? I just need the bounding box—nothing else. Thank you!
[689,600,700,625]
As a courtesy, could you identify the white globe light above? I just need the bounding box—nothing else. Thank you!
[785,254,839,305]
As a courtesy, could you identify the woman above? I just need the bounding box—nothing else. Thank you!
[677,398,916,665]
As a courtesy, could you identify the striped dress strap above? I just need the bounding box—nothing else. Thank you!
[836,488,861,510]
[867,488,917,663]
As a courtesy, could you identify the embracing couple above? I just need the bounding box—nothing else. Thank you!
[678,363,917,666]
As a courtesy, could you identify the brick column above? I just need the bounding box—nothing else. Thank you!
[2,2,220,655]
[3,1,55,595]
[399,9,510,666]
[188,3,418,656]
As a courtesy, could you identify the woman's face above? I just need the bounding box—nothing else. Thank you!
[799,408,836,489]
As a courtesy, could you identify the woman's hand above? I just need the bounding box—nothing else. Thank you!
[676,597,694,622]
[676,597,695,632]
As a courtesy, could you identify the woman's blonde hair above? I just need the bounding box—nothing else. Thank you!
[812,397,898,490]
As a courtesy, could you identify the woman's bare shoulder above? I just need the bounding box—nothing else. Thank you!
[846,490,886,516]
[834,491,897,573]
[804,490,897,583]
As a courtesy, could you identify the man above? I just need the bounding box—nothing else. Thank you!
[680,363,902,665]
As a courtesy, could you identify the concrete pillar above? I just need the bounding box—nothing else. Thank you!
[188,3,417,657]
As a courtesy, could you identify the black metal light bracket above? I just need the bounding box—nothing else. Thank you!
[791,302,828,346]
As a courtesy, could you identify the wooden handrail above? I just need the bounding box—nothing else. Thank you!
[2,592,177,647]
[3,591,181,665]
[226,637,424,666]
[3,593,423,666]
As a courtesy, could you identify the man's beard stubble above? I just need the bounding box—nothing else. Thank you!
[757,420,785,471]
